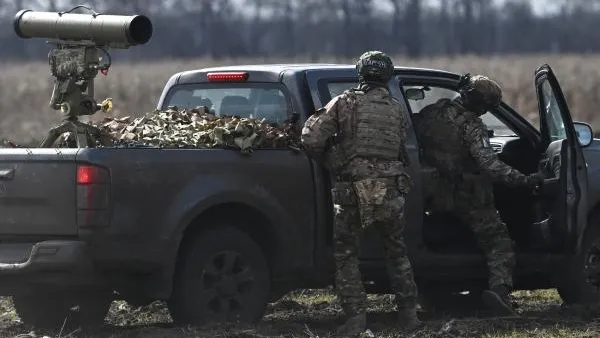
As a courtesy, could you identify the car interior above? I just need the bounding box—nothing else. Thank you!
[403,84,564,255]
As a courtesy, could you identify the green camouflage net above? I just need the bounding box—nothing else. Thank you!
[52,106,301,153]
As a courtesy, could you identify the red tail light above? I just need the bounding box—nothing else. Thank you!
[77,164,110,229]
[77,165,108,184]
[207,72,249,82]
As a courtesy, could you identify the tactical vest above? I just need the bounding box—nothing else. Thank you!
[337,88,405,166]
[418,99,479,177]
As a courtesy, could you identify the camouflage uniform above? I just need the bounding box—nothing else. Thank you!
[301,51,420,336]
[414,74,543,315]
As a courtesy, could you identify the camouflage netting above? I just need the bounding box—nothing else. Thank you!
[53,106,302,153]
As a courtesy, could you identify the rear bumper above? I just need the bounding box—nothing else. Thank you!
[0,240,106,295]
[0,240,92,274]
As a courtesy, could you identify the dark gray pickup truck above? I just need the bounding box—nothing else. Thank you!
[1,63,600,328]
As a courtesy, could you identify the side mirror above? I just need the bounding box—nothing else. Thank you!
[405,88,425,100]
[488,129,494,138]
[573,121,593,147]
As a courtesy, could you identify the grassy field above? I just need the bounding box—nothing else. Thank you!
[2,288,600,338]
[3,54,600,145]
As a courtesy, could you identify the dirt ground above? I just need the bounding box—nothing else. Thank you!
[1,288,600,338]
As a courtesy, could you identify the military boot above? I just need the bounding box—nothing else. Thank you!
[482,285,518,316]
[335,313,367,337]
[397,305,423,331]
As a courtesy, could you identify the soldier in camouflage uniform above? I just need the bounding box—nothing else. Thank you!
[301,51,421,336]
[414,73,544,316]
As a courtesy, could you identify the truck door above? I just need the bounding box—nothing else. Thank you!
[534,64,588,251]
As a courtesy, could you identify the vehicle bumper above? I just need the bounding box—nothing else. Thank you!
[0,240,92,273]
[0,240,104,295]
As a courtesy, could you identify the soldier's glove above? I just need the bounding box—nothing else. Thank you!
[527,172,545,194]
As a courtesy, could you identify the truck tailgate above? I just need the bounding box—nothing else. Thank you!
[0,148,78,236]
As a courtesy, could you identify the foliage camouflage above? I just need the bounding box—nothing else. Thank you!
[49,106,302,153]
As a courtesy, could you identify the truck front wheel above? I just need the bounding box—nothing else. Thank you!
[557,217,600,305]
[168,225,270,325]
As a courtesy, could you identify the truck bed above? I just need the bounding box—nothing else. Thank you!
[0,146,319,279]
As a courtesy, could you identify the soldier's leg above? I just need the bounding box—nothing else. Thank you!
[454,180,515,292]
[331,182,367,335]
[459,207,515,290]
[374,182,421,328]
[455,200,516,315]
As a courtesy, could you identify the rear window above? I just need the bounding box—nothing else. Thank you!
[162,83,291,125]
[327,81,357,99]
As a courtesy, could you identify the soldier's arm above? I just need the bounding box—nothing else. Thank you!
[464,119,532,186]
[301,95,343,156]
[396,101,411,166]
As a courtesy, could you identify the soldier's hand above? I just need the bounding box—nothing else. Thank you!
[527,172,545,194]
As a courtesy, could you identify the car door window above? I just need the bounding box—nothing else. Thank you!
[402,85,517,137]
[539,79,567,142]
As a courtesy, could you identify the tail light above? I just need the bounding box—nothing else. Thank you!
[207,72,249,82]
[76,164,110,229]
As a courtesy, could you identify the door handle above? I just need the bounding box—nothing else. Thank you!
[0,169,15,180]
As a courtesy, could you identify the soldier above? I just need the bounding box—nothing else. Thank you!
[301,51,421,337]
[414,73,544,316]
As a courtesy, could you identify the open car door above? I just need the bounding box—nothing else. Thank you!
[534,64,588,252]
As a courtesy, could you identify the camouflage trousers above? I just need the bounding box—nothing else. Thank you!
[331,176,418,316]
[432,176,516,290]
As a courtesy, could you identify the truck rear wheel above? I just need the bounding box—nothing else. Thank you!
[168,225,270,325]
[557,217,600,305]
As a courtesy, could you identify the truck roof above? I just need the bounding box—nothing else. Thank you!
[174,63,460,84]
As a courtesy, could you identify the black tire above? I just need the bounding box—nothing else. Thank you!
[13,294,75,330]
[168,225,271,325]
[557,216,600,304]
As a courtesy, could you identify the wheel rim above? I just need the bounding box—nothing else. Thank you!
[584,238,600,290]
[199,250,256,322]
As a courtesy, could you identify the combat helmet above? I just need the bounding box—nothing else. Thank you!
[356,50,394,83]
[457,73,503,113]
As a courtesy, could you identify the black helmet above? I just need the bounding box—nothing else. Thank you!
[356,50,394,83]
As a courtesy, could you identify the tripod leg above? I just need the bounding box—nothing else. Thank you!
[73,121,103,148]
[40,123,75,148]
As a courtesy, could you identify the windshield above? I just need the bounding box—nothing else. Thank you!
[162,83,291,125]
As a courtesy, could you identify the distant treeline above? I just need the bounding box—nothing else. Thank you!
[1,0,599,61]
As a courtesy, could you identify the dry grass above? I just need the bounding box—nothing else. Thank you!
[3,54,600,145]
[2,288,600,337]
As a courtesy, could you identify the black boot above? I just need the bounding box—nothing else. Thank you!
[397,305,423,331]
[482,285,517,316]
[335,313,367,337]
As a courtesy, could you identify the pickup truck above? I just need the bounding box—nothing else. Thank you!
[1,63,600,329]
